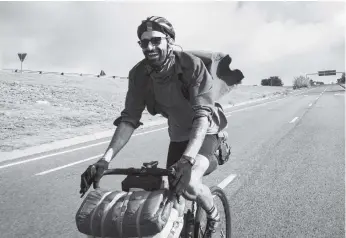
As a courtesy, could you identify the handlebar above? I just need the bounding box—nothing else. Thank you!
[102,167,176,178]
[79,161,177,198]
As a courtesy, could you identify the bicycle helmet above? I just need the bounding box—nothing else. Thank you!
[137,16,175,40]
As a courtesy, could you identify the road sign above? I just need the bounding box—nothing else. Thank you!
[18,53,27,62]
[17,53,27,74]
[318,70,336,76]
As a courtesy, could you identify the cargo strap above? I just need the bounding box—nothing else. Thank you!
[117,191,133,238]
[89,191,112,237]
[135,191,151,238]
[100,191,126,238]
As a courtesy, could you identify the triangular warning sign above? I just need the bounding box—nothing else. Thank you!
[18,53,27,62]
[100,70,106,76]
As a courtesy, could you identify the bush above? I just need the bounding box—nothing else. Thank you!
[337,73,345,84]
[261,76,283,86]
[261,79,269,86]
[293,75,311,89]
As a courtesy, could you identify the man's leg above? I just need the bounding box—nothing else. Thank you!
[166,135,220,224]
[183,134,220,236]
[183,153,218,217]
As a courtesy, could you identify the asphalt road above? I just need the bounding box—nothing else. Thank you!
[0,85,344,238]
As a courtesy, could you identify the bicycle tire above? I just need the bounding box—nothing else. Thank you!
[194,186,231,238]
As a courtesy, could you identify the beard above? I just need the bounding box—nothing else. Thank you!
[144,48,167,67]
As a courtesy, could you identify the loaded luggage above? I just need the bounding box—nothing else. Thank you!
[76,188,177,238]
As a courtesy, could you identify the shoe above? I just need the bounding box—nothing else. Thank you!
[203,217,220,238]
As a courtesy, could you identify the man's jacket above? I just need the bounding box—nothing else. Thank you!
[114,50,244,133]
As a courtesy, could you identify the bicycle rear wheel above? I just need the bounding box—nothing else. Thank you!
[194,186,231,238]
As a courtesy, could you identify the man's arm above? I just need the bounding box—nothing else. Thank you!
[102,66,146,163]
[183,117,209,159]
[79,67,145,196]
[183,56,215,159]
[102,121,135,163]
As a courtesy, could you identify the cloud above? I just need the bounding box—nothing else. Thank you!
[0,1,344,85]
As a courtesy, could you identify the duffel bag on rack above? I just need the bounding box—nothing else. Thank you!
[76,188,174,238]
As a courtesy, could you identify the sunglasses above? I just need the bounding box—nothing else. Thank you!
[138,37,167,48]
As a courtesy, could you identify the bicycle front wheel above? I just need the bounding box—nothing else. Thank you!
[194,186,231,238]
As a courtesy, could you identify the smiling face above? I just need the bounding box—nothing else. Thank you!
[139,31,170,67]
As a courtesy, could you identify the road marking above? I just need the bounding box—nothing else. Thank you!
[0,127,168,170]
[290,117,299,123]
[335,93,344,96]
[224,88,316,116]
[0,142,107,170]
[308,103,313,107]
[2,87,317,172]
[315,87,327,100]
[35,155,102,176]
[217,174,237,189]
[224,96,292,116]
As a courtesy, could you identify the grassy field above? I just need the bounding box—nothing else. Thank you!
[1,71,292,152]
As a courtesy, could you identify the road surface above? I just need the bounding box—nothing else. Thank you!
[0,85,344,237]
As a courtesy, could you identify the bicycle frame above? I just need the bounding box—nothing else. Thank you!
[184,201,198,238]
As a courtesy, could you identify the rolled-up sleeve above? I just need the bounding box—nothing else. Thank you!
[113,71,145,129]
[188,57,215,120]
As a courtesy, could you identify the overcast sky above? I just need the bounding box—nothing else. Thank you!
[0,1,345,85]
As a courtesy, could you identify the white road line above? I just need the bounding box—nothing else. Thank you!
[0,127,168,170]
[0,142,107,170]
[290,117,299,123]
[224,88,316,116]
[309,103,313,107]
[224,96,289,116]
[3,88,316,172]
[35,155,102,176]
[217,174,237,189]
[317,87,327,99]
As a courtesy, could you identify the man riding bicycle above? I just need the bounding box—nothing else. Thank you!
[80,16,236,237]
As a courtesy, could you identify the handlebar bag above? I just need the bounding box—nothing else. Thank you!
[76,188,174,237]
[122,175,163,192]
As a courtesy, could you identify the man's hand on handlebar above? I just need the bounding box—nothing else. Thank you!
[79,159,109,198]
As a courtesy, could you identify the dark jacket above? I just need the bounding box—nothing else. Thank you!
[114,50,244,129]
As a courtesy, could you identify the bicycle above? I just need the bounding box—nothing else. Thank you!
[80,161,231,238]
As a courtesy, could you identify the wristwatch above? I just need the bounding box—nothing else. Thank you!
[180,155,196,166]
